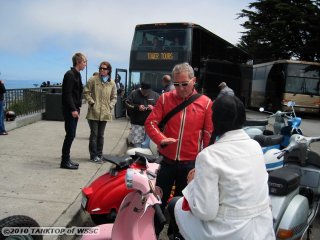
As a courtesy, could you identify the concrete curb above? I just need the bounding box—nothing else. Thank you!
[5,112,43,132]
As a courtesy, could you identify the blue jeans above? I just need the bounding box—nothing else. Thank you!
[0,101,6,133]
[88,120,107,159]
[61,109,79,161]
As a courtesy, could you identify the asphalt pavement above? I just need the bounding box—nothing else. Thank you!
[0,104,130,240]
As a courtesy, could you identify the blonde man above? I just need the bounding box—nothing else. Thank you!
[61,53,87,170]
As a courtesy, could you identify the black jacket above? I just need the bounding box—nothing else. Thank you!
[62,68,83,111]
[125,89,159,126]
[0,82,6,101]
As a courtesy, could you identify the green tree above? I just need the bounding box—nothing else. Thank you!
[238,0,320,63]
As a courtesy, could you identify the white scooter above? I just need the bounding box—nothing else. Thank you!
[269,134,320,240]
[247,101,303,171]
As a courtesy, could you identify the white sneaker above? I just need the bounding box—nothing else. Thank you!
[90,156,103,164]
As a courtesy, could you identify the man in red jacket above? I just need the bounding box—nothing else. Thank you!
[145,62,213,235]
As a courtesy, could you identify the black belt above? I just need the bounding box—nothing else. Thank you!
[162,157,195,165]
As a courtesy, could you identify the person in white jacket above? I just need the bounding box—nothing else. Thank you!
[168,95,275,240]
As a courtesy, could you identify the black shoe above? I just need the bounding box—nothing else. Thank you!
[69,160,79,167]
[60,160,79,170]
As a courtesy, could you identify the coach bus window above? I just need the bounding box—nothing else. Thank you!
[132,29,189,51]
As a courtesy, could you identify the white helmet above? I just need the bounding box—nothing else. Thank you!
[264,148,283,171]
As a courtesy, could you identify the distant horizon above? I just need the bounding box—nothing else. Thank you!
[4,79,62,90]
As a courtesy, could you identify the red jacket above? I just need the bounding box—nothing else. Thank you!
[145,90,213,161]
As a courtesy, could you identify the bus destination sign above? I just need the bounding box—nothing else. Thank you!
[136,52,178,61]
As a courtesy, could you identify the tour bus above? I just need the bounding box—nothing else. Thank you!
[250,60,320,113]
[128,22,253,104]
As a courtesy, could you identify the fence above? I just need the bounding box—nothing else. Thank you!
[4,87,61,117]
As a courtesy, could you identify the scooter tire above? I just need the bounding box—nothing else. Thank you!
[90,213,116,225]
[0,215,42,240]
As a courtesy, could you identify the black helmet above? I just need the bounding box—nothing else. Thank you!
[6,111,16,121]
[212,95,246,137]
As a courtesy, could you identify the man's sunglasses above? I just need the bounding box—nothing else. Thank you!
[173,79,192,87]
[99,67,108,71]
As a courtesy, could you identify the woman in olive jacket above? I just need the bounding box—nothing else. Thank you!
[83,61,117,163]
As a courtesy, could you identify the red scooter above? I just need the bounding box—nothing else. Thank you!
[81,154,166,240]
[81,142,159,225]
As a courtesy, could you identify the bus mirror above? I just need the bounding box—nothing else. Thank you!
[259,107,264,112]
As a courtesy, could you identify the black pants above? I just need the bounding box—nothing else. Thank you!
[155,158,195,235]
[168,197,185,239]
[88,120,107,159]
[61,109,79,161]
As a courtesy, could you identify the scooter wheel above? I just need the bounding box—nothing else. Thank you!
[0,215,43,240]
[90,213,116,225]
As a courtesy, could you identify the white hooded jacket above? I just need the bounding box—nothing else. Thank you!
[175,129,275,240]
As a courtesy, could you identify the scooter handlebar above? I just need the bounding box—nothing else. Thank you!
[277,151,286,159]
[276,144,294,159]
[154,204,166,227]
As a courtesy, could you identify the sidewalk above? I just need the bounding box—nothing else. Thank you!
[0,104,130,240]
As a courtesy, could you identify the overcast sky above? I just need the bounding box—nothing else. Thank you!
[0,0,251,83]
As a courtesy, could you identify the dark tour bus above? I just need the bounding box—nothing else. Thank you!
[128,22,253,105]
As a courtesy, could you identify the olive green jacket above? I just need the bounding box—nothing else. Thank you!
[83,76,117,121]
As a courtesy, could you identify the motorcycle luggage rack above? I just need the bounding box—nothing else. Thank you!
[268,166,300,196]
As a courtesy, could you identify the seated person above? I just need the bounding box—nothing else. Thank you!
[152,36,163,50]
[138,37,152,50]
[140,36,151,46]
[170,37,180,46]
[167,95,275,240]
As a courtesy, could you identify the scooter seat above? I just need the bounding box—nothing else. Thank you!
[254,135,284,147]
[103,154,134,169]
[268,167,300,196]
[134,152,162,164]
[244,119,268,127]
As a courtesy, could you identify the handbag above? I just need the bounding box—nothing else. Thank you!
[158,93,201,131]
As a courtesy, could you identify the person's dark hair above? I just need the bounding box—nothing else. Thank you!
[99,61,112,76]
[140,81,151,90]
[211,95,246,143]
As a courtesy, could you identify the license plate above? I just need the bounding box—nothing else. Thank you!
[81,195,88,209]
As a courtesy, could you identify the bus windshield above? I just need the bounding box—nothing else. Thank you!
[131,28,191,52]
[285,64,320,96]
[130,70,168,93]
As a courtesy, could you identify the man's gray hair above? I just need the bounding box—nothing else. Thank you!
[172,62,194,79]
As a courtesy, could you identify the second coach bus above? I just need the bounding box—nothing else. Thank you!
[128,22,253,104]
[250,60,320,113]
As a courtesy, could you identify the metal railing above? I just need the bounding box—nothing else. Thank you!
[4,87,61,117]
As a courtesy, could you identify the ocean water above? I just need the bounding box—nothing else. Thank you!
[4,80,61,89]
